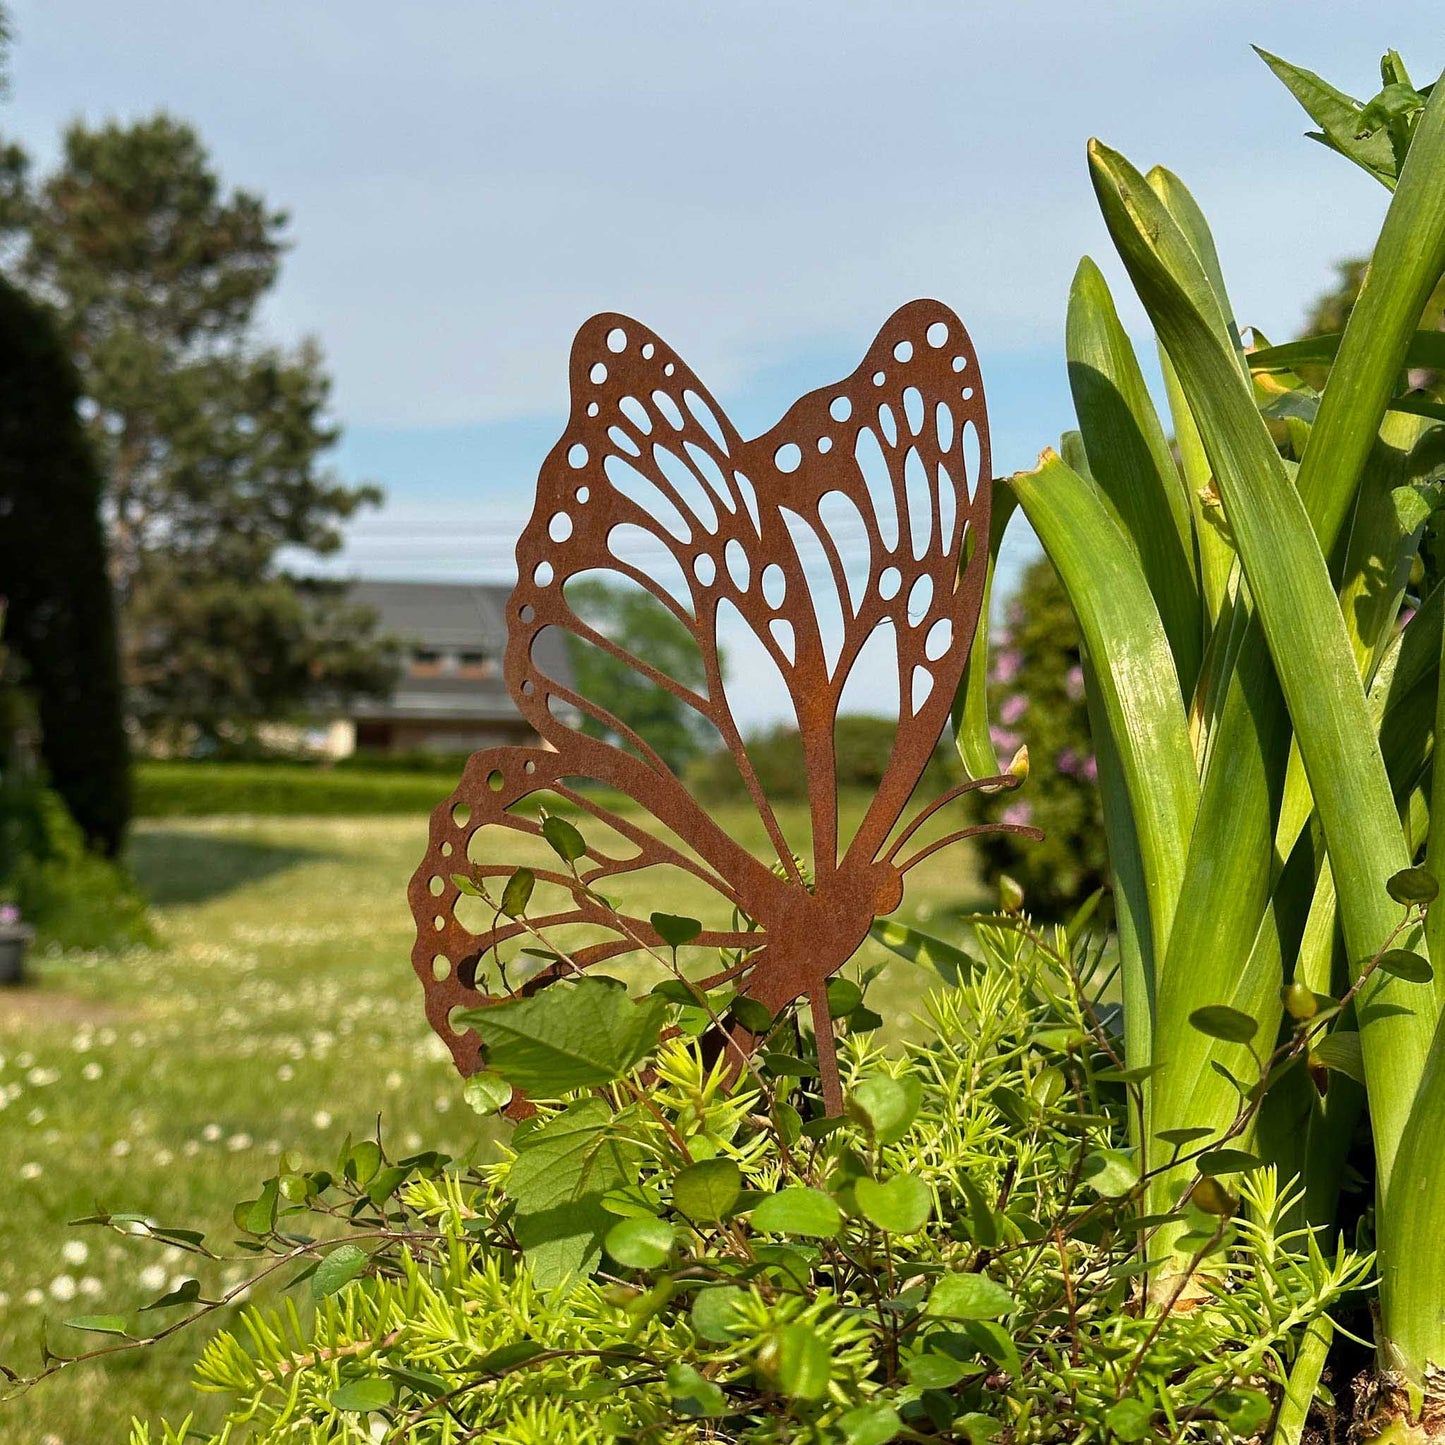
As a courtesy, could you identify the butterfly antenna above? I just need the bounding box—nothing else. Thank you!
[894,820,1044,877]
[884,771,1024,866]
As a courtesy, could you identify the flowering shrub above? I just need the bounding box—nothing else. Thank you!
[10,922,1367,1443]
[975,555,1108,919]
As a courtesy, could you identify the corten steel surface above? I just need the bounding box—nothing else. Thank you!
[409,300,1033,1115]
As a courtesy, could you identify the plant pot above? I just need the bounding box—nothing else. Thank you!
[0,923,34,985]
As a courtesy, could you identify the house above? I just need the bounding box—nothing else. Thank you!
[331,580,574,756]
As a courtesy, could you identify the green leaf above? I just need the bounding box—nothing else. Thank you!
[847,1075,921,1145]
[749,1186,841,1238]
[140,1278,201,1311]
[925,1272,1015,1320]
[867,918,976,985]
[241,1178,279,1236]
[63,1315,131,1337]
[826,976,864,1016]
[1388,866,1440,904]
[651,912,701,948]
[476,1341,546,1373]
[961,1318,1022,1377]
[853,1174,932,1234]
[691,1284,748,1343]
[838,1402,903,1445]
[604,1216,674,1270]
[1197,1148,1264,1176]
[767,1322,830,1400]
[346,1140,381,1188]
[1010,452,1197,970]
[457,977,667,1095]
[1091,129,1445,1201]
[312,1244,368,1300]
[1256,47,1399,187]
[1311,1031,1366,1084]
[1067,254,1201,692]
[1105,1397,1155,1442]
[956,1413,1003,1444]
[1155,1127,1214,1149]
[1249,330,1445,377]
[671,1158,741,1223]
[1187,1005,1259,1044]
[904,1351,970,1389]
[727,996,774,1035]
[1081,1149,1140,1198]
[958,1172,1001,1249]
[540,814,586,863]
[667,1362,729,1417]
[500,866,534,918]
[1376,948,1434,984]
[952,487,1019,781]
[505,1098,635,1287]
[462,1070,513,1116]
[1216,1388,1272,1434]
[331,1377,394,1413]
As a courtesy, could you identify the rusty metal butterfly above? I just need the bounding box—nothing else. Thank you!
[409,299,1032,1114]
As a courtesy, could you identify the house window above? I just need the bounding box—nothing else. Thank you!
[457,650,494,679]
[410,648,444,678]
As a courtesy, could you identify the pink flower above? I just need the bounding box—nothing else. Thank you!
[1001,801,1034,827]
[1065,665,1085,699]
[1082,755,1098,783]
[0,905,18,927]
[990,727,1021,754]
[992,649,1023,685]
[1000,693,1029,725]
[1056,747,1079,776]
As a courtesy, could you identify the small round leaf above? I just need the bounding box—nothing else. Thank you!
[853,1174,932,1234]
[1081,1148,1140,1198]
[651,912,702,948]
[848,1075,921,1145]
[691,1284,748,1342]
[925,1271,1015,1320]
[1197,1147,1264,1176]
[749,1186,841,1238]
[1387,866,1439,905]
[312,1244,369,1300]
[540,814,586,863]
[463,1071,513,1115]
[604,1215,674,1270]
[1188,1005,1258,1043]
[1377,948,1434,984]
[672,1158,741,1223]
[331,1377,394,1413]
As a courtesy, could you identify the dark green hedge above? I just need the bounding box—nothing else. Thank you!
[0,277,130,855]
[134,761,462,817]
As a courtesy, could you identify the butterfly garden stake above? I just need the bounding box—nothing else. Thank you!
[409,300,1036,1115]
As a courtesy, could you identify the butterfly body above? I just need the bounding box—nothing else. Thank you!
[411,300,1036,1115]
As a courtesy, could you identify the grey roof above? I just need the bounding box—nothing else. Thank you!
[348,580,574,724]
[350,580,512,651]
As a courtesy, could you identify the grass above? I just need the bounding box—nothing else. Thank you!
[0,791,987,1441]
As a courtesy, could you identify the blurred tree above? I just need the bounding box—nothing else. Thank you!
[563,578,716,774]
[1303,257,1445,337]
[0,115,394,746]
[0,277,129,853]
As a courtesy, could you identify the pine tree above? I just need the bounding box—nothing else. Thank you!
[1,115,395,745]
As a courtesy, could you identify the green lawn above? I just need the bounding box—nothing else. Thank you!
[0,797,986,1440]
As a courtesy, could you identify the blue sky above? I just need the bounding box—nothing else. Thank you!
[8,2,1439,723]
